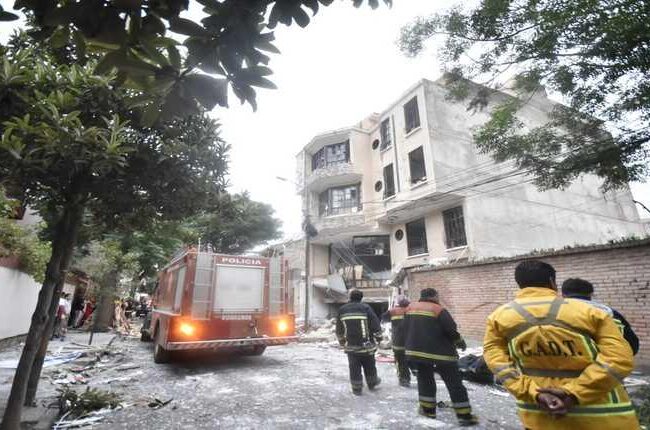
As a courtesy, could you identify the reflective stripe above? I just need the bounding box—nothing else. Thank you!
[405,350,457,362]
[455,407,472,414]
[453,402,470,408]
[341,315,368,321]
[391,315,404,321]
[517,401,636,416]
[496,371,519,384]
[419,396,436,402]
[407,310,438,318]
[392,346,405,351]
[491,364,514,374]
[596,360,625,384]
[520,368,582,378]
[419,401,436,408]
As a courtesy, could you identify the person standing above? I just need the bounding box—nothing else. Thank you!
[561,278,639,355]
[403,288,478,426]
[54,293,71,340]
[336,289,382,395]
[483,260,640,430]
[382,295,411,387]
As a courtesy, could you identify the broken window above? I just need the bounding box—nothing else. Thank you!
[443,206,467,248]
[353,236,391,273]
[404,96,420,133]
[408,146,426,184]
[311,141,350,171]
[406,218,428,256]
[319,184,361,217]
[383,164,395,198]
[380,118,392,150]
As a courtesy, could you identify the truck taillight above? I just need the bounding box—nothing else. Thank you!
[178,322,196,337]
[277,320,288,334]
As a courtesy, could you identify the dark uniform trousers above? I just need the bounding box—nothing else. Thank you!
[347,352,379,391]
[393,349,411,383]
[415,361,472,419]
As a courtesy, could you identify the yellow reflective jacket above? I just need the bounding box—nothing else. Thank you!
[483,287,640,430]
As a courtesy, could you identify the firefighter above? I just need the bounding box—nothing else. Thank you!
[561,278,639,355]
[381,295,411,387]
[483,260,640,430]
[403,288,479,426]
[336,289,382,395]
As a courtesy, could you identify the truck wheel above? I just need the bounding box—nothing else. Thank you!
[153,330,171,364]
[249,346,266,356]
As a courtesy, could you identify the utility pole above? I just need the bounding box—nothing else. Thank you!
[303,192,311,332]
[276,175,313,332]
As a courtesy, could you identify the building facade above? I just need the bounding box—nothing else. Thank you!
[294,77,646,319]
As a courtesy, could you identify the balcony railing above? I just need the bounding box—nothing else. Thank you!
[343,278,391,289]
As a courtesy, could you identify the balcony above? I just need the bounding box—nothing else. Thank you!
[303,162,362,193]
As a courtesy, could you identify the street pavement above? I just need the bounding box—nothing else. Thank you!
[62,338,520,429]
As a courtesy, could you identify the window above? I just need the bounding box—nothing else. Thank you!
[319,184,361,216]
[383,164,395,198]
[380,118,392,150]
[404,96,420,133]
[353,235,391,273]
[406,218,428,256]
[443,206,467,248]
[408,147,426,184]
[311,141,350,171]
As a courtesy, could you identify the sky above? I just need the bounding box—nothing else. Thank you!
[1,0,649,242]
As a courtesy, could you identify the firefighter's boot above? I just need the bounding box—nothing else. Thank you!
[418,406,436,419]
[457,414,479,427]
[368,377,381,391]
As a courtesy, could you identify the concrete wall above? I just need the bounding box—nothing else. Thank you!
[0,266,40,340]
[406,240,650,367]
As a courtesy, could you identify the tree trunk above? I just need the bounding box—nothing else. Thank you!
[0,204,83,430]
[93,270,119,332]
[24,238,76,406]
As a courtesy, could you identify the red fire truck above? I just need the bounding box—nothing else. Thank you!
[143,249,296,363]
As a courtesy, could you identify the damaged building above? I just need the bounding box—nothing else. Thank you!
[285,77,645,321]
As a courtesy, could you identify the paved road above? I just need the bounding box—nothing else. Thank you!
[86,338,521,429]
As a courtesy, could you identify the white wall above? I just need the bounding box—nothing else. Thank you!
[0,267,40,340]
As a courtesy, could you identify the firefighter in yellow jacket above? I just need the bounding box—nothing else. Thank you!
[484,260,640,430]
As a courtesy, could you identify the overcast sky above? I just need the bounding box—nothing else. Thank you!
[1,0,649,241]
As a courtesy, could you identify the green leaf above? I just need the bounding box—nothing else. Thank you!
[142,14,166,35]
[255,40,281,54]
[182,74,228,110]
[0,11,19,21]
[94,51,123,75]
[169,17,211,38]
[50,27,70,49]
[140,43,170,67]
[167,46,181,69]
[72,30,87,59]
[141,103,160,127]
[293,7,310,28]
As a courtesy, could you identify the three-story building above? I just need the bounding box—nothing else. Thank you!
[295,77,645,319]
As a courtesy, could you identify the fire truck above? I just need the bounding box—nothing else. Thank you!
[142,249,297,363]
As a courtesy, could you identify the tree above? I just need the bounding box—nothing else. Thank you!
[193,192,282,253]
[0,39,228,429]
[399,0,649,190]
[3,0,390,125]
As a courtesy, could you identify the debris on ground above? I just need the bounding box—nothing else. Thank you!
[148,397,173,409]
[0,352,83,369]
[56,386,122,427]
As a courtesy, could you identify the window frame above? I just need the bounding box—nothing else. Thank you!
[383,163,395,199]
[443,206,468,249]
[403,96,421,134]
[319,184,362,217]
[379,118,392,151]
[406,218,428,256]
[408,146,427,185]
[311,140,350,171]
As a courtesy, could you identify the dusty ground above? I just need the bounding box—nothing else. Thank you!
[21,335,521,429]
[2,331,648,429]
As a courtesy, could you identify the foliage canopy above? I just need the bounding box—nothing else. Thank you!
[399,0,650,190]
